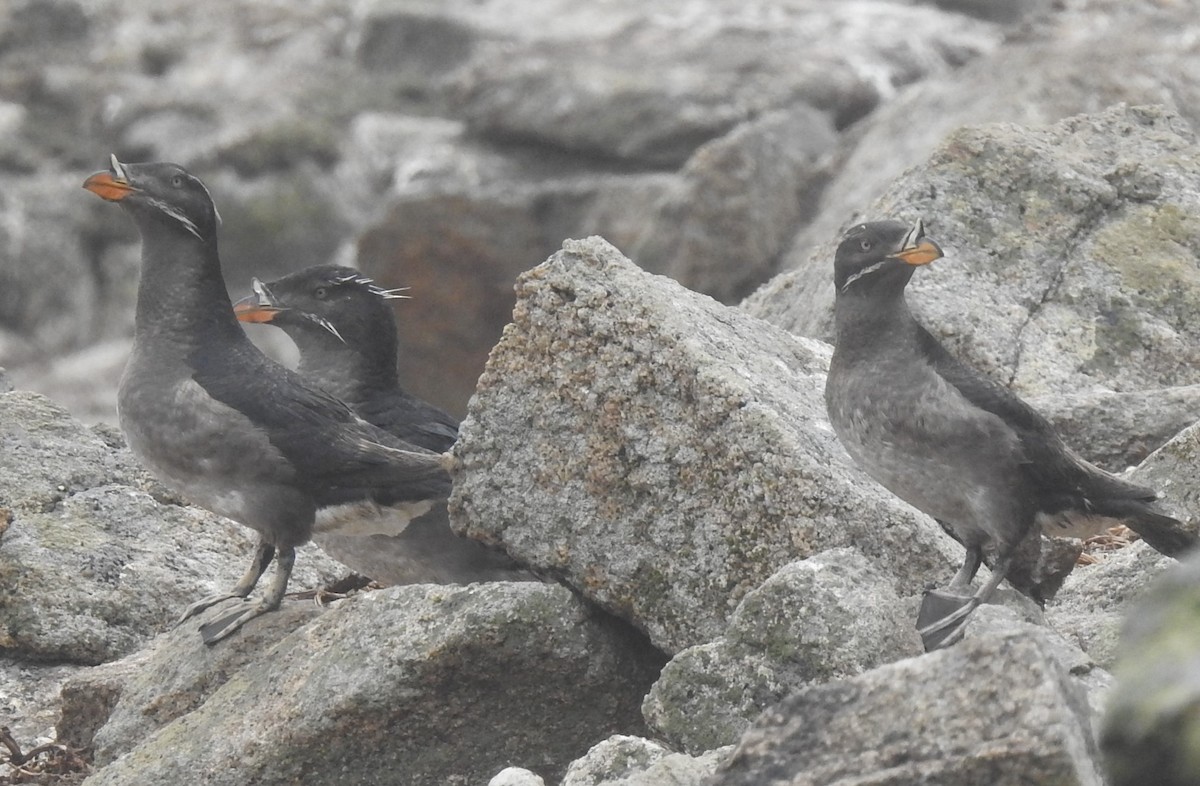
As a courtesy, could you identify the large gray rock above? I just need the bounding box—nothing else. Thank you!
[643,549,921,753]
[1031,385,1200,471]
[450,236,961,654]
[747,104,1200,401]
[1102,550,1200,786]
[86,601,327,766]
[957,605,1113,730]
[3,0,1014,425]
[451,2,999,165]
[1046,541,1176,669]
[711,630,1106,786]
[82,583,663,786]
[628,107,837,304]
[0,390,340,664]
[560,735,729,786]
[748,0,1200,320]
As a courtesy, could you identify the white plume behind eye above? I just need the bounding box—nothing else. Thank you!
[135,166,221,239]
[305,313,346,343]
[332,272,411,300]
[147,196,203,240]
[840,259,889,292]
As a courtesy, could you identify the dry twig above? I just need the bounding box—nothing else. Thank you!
[286,572,381,606]
[0,726,90,784]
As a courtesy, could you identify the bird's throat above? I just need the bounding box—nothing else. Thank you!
[132,228,244,349]
[833,291,918,361]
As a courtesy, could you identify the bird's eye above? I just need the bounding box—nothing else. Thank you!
[171,175,184,187]
[859,239,872,251]
[313,287,328,300]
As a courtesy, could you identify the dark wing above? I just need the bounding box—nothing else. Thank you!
[918,326,1195,555]
[189,341,450,507]
[914,326,1154,504]
[354,390,460,453]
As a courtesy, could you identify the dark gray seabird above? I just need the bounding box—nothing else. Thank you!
[233,267,458,451]
[83,156,452,643]
[824,219,1196,650]
[232,265,532,583]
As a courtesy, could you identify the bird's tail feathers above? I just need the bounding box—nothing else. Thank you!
[1096,498,1197,557]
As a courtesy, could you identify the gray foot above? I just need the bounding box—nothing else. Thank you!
[177,592,247,626]
[177,539,276,627]
[198,599,275,645]
[917,589,977,651]
[197,545,296,646]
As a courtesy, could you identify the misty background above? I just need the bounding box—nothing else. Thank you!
[0,0,1196,424]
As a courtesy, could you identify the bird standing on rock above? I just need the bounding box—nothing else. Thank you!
[233,265,532,583]
[823,219,1195,650]
[83,156,452,643]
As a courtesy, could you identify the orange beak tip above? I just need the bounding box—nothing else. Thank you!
[898,239,944,266]
[83,171,135,202]
[233,304,281,324]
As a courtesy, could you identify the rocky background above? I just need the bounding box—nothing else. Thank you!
[3,0,1200,784]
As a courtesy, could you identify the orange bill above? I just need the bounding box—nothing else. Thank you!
[893,238,944,266]
[232,296,282,323]
[82,171,135,202]
[893,220,943,266]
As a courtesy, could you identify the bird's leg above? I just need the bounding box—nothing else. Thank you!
[947,546,983,594]
[177,540,275,625]
[198,546,296,645]
[918,549,1013,651]
[917,544,983,651]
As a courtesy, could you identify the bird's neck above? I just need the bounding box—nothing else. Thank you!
[296,335,400,406]
[132,224,245,351]
[833,288,919,359]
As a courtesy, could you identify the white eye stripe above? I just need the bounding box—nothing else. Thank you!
[147,196,202,240]
[840,259,889,292]
[304,313,346,343]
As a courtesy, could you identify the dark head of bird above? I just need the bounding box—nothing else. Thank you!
[83,154,221,246]
[833,219,943,297]
[232,265,407,354]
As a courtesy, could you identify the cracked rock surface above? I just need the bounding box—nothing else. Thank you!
[450,236,959,655]
[0,391,343,666]
[746,104,1200,402]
